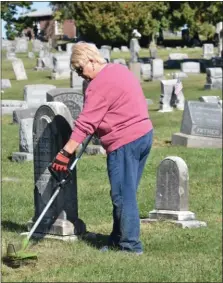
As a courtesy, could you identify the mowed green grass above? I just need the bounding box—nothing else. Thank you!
[1,47,222,282]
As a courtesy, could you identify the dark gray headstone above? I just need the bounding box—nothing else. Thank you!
[180,101,222,138]
[30,102,85,236]
[47,88,83,120]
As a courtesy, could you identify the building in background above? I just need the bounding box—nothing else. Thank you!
[22,8,76,41]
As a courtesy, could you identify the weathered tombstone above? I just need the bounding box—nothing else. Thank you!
[113,47,120,52]
[121,46,129,52]
[70,70,84,92]
[99,48,110,62]
[12,107,38,124]
[1,79,11,89]
[168,53,188,60]
[158,80,176,112]
[27,102,86,239]
[28,52,35,59]
[11,118,34,162]
[24,84,56,108]
[151,59,164,80]
[141,64,151,81]
[47,88,83,120]
[203,44,214,59]
[141,156,207,228]
[1,100,28,115]
[12,59,28,80]
[51,54,71,79]
[199,96,221,104]
[113,58,127,66]
[149,47,157,59]
[181,62,200,73]
[66,43,75,54]
[101,45,112,51]
[172,72,188,80]
[129,62,141,82]
[204,67,222,90]
[172,101,222,148]
[32,39,42,52]
[130,38,141,63]
[15,38,28,53]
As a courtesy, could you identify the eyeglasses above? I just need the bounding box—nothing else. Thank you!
[70,64,83,76]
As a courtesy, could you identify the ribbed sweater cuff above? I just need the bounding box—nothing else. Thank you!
[70,128,87,144]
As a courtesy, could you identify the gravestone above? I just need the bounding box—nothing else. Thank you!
[172,72,188,80]
[66,43,75,54]
[159,79,184,112]
[28,52,35,59]
[172,101,222,148]
[151,59,164,80]
[181,62,200,73]
[203,44,214,59]
[70,70,84,92]
[113,47,120,52]
[1,79,11,89]
[99,48,110,62]
[129,62,141,82]
[12,118,34,162]
[51,54,71,79]
[204,67,222,90]
[121,46,129,52]
[12,59,27,80]
[24,84,56,108]
[101,45,112,51]
[32,39,43,52]
[141,64,151,81]
[13,107,38,124]
[168,53,188,60]
[130,38,140,63]
[47,88,83,120]
[15,38,28,53]
[141,156,207,228]
[149,47,157,59]
[27,102,86,239]
[199,96,221,104]
[1,100,28,115]
[113,58,127,66]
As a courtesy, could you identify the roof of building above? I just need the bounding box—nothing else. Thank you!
[22,8,53,18]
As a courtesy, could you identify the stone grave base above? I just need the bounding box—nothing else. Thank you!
[34,66,49,71]
[172,133,222,148]
[204,83,222,90]
[21,232,78,242]
[148,209,195,221]
[141,218,207,229]
[11,152,33,162]
[158,108,173,113]
[152,76,165,81]
[27,218,81,236]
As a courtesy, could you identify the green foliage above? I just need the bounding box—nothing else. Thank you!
[50,2,169,45]
[169,2,223,39]
[1,1,33,39]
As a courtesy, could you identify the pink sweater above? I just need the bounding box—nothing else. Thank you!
[70,63,153,153]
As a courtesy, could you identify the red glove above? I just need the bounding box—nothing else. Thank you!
[51,149,72,172]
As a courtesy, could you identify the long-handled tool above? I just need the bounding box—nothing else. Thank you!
[3,135,93,268]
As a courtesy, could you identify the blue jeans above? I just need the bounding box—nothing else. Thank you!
[107,130,153,252]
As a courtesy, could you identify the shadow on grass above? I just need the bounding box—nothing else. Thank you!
[80,231,110,249]
[2,220,27,233]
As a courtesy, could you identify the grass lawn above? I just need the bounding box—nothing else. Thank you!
[1,47,222,282]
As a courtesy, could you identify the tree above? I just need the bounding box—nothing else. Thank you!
[50,2,170,46]
[169,2,223,40]
[1,2,33,39]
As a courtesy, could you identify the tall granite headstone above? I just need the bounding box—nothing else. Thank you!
[27,102,86,239]
[141,156,207,228]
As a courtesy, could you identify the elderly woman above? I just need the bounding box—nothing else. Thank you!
[51,42,153,254]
